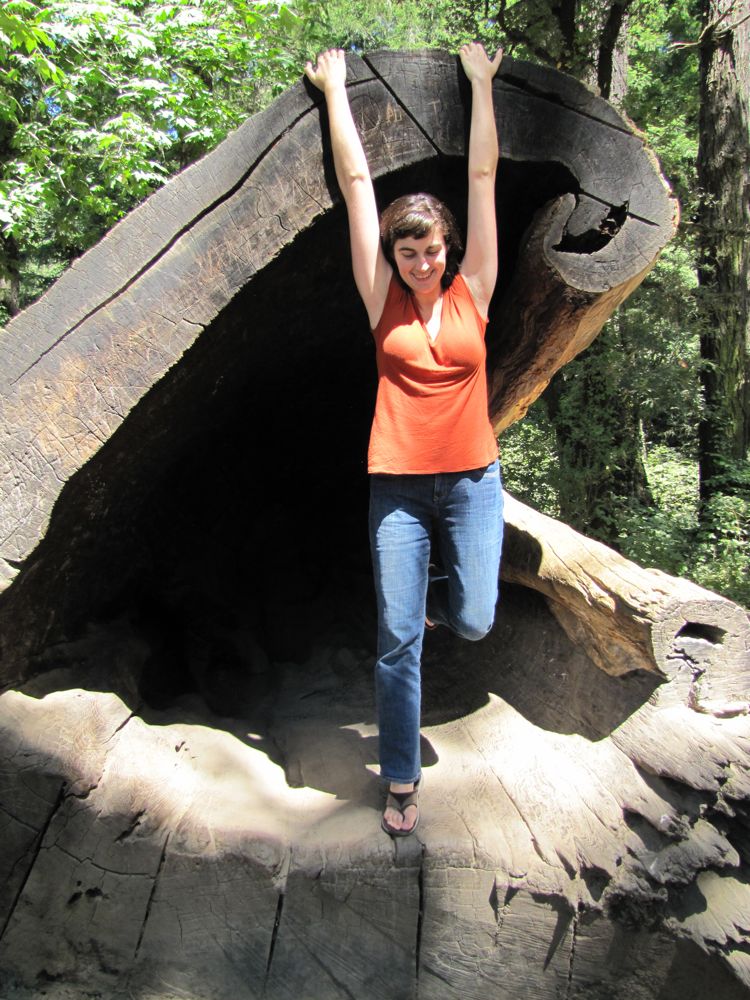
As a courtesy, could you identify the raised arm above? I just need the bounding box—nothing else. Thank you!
[305,49,391,328]
[458,43,503,319]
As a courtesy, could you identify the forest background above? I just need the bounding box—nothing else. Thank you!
[1,0,748,605]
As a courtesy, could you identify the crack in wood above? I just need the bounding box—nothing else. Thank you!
[491,879,518,946]
[499,71,634,137]
[0,799,40,832]
[361,56,442,161]
[415,845,425,983]
[46,838,161,880]
[106,711,134,743]
[0,780,66,944]
[539,895,576,971]
[133,832,169,960]
[263,849,291,988]
[561,188,660,232]
[565,905,580,999]
[263,889,285,986]
[9,98,319,387]
[115,808,146,843]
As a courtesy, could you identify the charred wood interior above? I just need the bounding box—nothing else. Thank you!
[1,154,579,692]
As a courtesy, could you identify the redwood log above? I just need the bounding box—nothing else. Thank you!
[0,51,676,683]
[502,492,750,687]
[3,51,747,1000]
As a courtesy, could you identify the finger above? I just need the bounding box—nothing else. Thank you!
[491,47,504,70]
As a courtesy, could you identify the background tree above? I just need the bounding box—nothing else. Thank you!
[695,0,750,510]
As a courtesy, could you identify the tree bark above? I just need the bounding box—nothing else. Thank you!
[597,0,633,100]
[696,0,750,507]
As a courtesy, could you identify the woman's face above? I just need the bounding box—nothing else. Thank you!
[392,226,447,297]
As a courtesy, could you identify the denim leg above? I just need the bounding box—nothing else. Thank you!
[428,460,504,640]
[369,475,431,785]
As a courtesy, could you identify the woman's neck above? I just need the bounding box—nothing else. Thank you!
[412,286,443,315]
[413,288,443,340]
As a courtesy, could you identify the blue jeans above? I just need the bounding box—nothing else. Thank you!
[369,460,504,784]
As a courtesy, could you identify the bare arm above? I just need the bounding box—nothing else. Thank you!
[305,50,391,328]
[458,43,503,318]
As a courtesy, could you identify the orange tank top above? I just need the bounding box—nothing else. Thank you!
[368,272,499,474]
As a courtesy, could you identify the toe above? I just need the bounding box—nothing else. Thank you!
[384,805,403,830]
[400,804,418,833]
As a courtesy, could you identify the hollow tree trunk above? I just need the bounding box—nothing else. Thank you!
[4,51,748,1000]
[0,50,677,677]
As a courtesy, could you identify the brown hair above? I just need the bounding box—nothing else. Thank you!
[379,193,463,290]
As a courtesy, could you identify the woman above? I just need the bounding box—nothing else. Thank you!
[305,44,504,837]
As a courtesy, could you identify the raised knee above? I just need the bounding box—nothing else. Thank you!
[453,616,494,642]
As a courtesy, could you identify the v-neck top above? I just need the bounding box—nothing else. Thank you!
[368,272,498,474]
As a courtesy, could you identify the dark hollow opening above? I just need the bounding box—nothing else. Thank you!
[675,622,727,646]
[109,156,578,710]
[9,153,661,745]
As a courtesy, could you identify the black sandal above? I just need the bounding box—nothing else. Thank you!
[381,780,420,838]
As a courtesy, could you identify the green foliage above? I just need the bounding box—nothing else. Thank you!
[0,0,64,104]
[1,0,303,308]
[615,240,702,449]
[624,0,700,214]
[503,421,750,608]
[296,0,452,54]
[690,491,750,607]
[617,446,750,607]
[498,401,561,517]
[616,444,698,571]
